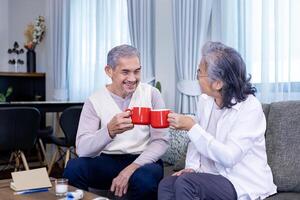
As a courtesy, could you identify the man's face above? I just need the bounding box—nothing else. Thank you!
[107,56,141,97]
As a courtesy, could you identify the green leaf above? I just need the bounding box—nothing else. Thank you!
[155,81,162,93]
[5,86,13,97]
[0,94,6,102]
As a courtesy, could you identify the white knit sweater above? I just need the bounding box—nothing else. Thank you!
[89,83,152,154]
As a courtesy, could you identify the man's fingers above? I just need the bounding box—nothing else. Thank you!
[110,179,116,192]
[112,180,121,197]
[111,175,129,197]
[118,111,131,118]
[120,117,132,124]
[123,184,128,195]
[115,185,121,197]
[118,123,134,130]
[116,184,124,197]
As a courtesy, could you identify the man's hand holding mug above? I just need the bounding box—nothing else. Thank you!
[107,112,134,138]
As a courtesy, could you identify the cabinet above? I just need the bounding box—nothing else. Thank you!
[0,72,45,101]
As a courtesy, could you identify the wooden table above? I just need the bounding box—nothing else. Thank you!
[0,179,107,200]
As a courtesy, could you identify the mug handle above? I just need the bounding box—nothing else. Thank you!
[125,108,132,116]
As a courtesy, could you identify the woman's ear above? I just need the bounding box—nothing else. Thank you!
[105,65,113,78]
[213,80,224,91]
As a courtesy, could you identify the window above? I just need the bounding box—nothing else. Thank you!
[68,0,131,101]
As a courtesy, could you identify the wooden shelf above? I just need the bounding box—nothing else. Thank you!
[0,72,46,102]
[0,72,45,77]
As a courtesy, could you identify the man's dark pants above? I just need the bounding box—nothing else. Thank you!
[63,154,163,200]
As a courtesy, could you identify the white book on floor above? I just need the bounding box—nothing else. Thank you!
[10,167,52,191]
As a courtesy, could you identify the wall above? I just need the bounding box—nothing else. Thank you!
[0,0,52,99]
[155,0,176,110]
[0,0,9,71]
[0,0,176,107]
[8,0,47,73]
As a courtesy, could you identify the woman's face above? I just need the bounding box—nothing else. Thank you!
[197,61,213,96]
[197,60,223,99]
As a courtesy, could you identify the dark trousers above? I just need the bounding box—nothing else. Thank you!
[158,173,237,200]
[63,154,164,200]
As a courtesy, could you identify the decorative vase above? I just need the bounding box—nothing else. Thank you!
[26,49,36,73]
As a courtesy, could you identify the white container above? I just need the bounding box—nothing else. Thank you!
[55,178,68,196]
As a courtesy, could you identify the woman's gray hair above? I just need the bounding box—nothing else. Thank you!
[107,44,140,69]
[201,41,256,108]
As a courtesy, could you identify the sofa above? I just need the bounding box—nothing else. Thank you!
[162,101,300,199]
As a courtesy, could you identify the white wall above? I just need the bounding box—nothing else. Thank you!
[0,0,176,106]
[0,0,47,72]
[8,0,47,73]
[0,0,9,71]
[155,0,176,110]
[0,0,52,99]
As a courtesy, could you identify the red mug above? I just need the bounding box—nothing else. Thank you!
[150,109,170,128]
[126,107,151,125]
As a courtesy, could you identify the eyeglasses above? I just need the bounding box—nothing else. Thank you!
[196,69,208,79]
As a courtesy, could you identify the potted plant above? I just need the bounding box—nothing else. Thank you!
[155,81,162,92]
[0,87,13,102]
[24,16,46,73]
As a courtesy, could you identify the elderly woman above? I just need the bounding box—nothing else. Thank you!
[158,42,277,200]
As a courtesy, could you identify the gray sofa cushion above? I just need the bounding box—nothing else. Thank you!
[265,101,300,192]
[262,103,270,120]
[266,192,300,200]
[173,154,186,171]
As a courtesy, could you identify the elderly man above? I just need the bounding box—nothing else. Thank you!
[64,44,169,200]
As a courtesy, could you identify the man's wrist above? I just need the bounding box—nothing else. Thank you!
[107,125,116,138]
[128,163,140,173]
[108,131,116,138]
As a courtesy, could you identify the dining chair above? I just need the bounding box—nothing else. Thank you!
[36,126,54,167]
[0,107,40,171]
[47,106,82,174]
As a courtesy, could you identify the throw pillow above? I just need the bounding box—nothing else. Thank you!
[161,128,190,165]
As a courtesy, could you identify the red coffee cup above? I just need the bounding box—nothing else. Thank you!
[150,109,170,128]
[126,107,151,125]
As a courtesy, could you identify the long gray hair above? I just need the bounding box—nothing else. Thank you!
[201,41,256,108]
[107,44,140,69]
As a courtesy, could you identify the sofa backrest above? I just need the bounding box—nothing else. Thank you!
[262,103,270,120]
[265,101,300,192]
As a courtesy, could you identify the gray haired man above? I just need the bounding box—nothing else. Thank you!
[64,44,169,200]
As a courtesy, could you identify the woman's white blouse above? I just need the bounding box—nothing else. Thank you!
[185,94,277,200]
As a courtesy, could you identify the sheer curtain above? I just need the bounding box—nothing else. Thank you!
[68,0,131,101]
[127,0,155,84]
[172,0,213,114]
[47,0,70,101]
[214,0,300,103]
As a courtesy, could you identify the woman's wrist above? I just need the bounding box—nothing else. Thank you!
[185,117,196,130]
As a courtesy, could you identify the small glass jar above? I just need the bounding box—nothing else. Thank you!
[55,178,68,196]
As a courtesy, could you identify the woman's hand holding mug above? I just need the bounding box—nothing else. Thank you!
[167,113,196,131]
